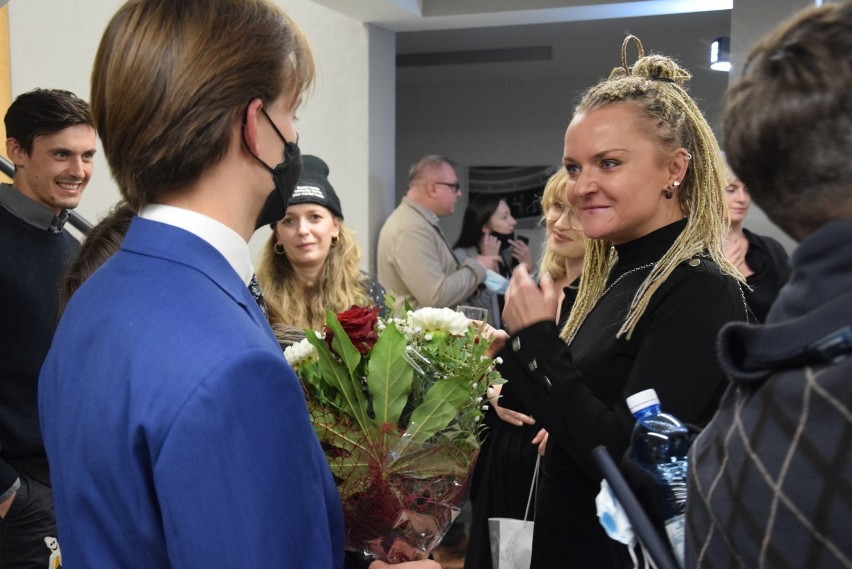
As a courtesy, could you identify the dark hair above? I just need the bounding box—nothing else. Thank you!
[4,89,92,155]
[724,2,852,241]
[90,0,314,210]
[61,202,135,310]
[453,194,505,250]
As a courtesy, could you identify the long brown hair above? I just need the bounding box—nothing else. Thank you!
[257,223,370,332]
[90,0,314,209]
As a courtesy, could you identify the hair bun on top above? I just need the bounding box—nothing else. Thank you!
[607,35,692,86]
[633,55,692,85]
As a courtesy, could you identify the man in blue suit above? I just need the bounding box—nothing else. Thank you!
[37,1,344,567]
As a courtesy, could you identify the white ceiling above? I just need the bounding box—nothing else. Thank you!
[310,0,733,95]
[308,0,732,32]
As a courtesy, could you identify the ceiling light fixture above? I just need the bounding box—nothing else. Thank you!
[710,36,731,72]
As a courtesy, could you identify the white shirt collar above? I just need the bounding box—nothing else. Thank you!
[139,204,254,285]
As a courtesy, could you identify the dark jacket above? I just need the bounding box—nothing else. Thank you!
[499,220,748,569]
[686,220,852,569]
[741,228,791,322]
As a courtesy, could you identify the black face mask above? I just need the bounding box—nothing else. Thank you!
[252,108,303,230]
[490,229,516,251]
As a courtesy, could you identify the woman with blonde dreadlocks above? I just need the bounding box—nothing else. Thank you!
[498,37,749,568]
[258,155,385,346]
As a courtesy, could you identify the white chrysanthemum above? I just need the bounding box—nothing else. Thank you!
[406,307,469,336]
[284,338,318,366]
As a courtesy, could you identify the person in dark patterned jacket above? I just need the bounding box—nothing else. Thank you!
[686,3,852,567]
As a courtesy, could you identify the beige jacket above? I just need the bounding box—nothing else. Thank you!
[377,198,485,308]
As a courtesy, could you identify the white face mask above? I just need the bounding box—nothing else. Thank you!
[484,269,509,294]
[596,480,636,547]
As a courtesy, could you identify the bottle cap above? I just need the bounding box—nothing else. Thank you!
[626,388,660,414]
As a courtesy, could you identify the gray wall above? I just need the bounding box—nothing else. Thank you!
[395,8,800,255]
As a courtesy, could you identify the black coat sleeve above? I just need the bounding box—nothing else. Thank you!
[496,265,744,481]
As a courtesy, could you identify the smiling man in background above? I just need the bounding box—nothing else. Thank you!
[0,88,95,568]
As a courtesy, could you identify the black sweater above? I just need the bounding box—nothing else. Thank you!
[1,202,79,492]
[498,219,748,569]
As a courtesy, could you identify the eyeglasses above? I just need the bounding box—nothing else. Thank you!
[434,181,461,193]
[546,202,582,230]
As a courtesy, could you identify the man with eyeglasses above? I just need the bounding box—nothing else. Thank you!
[377,154,496,309]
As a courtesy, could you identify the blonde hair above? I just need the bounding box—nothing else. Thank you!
[538,168,578,281]
[257,223,370,332]
[561,36,742,342]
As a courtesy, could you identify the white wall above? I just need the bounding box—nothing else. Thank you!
[7,0,394,268]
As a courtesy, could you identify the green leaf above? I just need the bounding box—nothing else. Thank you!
[307,401,377,498]
[367,322,413,428]
[305,330,372,433]
[386,438,475,479]
[402,379,469,443]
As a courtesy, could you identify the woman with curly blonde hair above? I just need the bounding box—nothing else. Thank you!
[258,155,385,345]
[499,36,749,567]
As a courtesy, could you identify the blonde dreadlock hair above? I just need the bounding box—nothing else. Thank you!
[258,223,371,334]
[560,35,742,343]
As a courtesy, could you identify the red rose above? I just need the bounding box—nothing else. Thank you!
[325,305,380,355]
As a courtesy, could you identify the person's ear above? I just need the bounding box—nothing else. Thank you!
[242,98,265,156]
[6,138,25,166]
[667,148,691,184]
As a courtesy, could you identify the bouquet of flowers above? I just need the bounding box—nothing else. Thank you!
[284,303,504,563]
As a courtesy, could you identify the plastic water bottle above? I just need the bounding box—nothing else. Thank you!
[626,388,692,567]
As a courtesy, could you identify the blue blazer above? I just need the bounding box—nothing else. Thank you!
[39,218,344,568]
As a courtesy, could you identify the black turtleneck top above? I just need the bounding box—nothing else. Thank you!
[497,218,748,569]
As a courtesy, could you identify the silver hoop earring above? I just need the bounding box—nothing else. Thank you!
[273,243,285,255]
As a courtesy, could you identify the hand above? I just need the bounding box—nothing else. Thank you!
[502,265,558,334]
[480,233,501,257]
[0,491,16,519]
[723,237,754,278]
[476,254,501,272]
[508,238,533,272]
[488,385,536,428]
[369,561,441,569]
[481,325,509,358]
[531,429,549,456]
